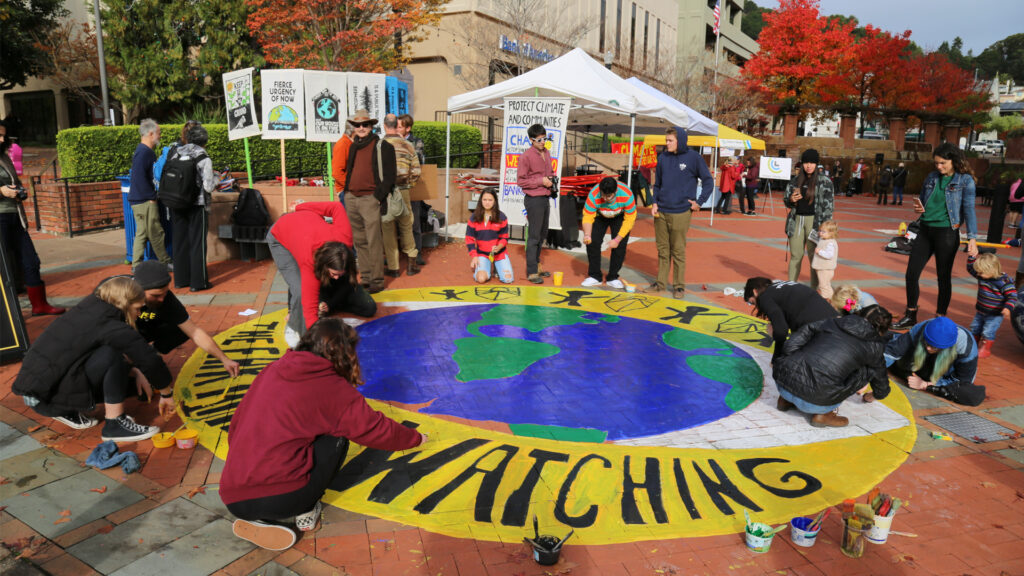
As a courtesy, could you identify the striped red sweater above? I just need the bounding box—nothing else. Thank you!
[466,211,509,260]
[967,255,1018,314]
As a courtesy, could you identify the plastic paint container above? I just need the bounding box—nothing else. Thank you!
[151,432,175,449]
[866,513,894,544]
[174,429,199,449]
[790,517,820,547]
[552,272,564,286]
[624,283,636,293]
[744,522,774,553]
[530,536,561,565]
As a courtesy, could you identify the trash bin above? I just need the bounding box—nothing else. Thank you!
[120,174,172,265]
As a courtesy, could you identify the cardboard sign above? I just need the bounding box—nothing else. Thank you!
[223,68,260,140]
[410,164,439,202]
[499,97,571,229]
[261,69,306,139]
[304,71,348,143]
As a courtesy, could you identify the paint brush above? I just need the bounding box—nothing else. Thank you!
[766,524,788,536]
[809,508,830,532]
[532,515,539,541]
[887,530,917,538]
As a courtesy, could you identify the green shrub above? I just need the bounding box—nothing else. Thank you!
[57,121,482,181]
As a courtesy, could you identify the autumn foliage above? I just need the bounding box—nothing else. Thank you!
[247,0,444,71]
[743,0,989,123]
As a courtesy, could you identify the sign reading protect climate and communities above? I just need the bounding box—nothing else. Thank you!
[499,97,571,229]
[261,69,305,139]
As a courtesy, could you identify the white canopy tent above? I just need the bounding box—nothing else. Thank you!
[444,48,709,228]
[625,77,718,136]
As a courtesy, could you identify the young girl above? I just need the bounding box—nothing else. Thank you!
[466,189,513,283]
[812,220,839,299]
[830,284,878,315]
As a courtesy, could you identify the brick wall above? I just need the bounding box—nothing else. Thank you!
[24,180,124,236]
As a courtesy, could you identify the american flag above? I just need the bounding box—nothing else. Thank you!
[712,0,721,35]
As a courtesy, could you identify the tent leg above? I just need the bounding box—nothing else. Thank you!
[626,114,636,191]
[709,145,718,227]
[444,112,452,242]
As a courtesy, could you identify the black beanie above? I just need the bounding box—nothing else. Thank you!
[801,149,820,164]
[134,261,171,290]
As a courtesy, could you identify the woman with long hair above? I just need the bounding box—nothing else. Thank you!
[221,318,427,551]
[783,149,835,289]
[12,276,172,441]
[0,120,64,315]
[892,143,978,329]
[885,316,984,406]
[465,188,512,283]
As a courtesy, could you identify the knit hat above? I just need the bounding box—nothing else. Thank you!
[134,261,171,290]
[800,149,820,165]
[923,317,957,349]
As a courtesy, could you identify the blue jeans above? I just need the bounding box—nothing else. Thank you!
[892,185,904,204]
[474,256,513,283]
[970,311,1003,341]
[778,387,841,415]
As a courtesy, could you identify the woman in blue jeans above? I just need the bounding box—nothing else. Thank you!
[892,144,978,329]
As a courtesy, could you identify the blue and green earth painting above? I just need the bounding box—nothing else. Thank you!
[357,304,762,442]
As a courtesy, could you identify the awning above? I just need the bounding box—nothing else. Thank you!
[642,126,766,151]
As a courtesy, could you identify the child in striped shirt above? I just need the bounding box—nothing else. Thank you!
[967,253,1017,358]
[466,189,513,283]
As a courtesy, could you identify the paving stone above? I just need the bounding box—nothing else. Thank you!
[176,294,216,306]
[0,469,144,538]
[68,498,220,574]
[983,405,1024,428]
[902,387,952,410]
[210,293,260,306]
[0,421,44,461]
[184,484,232,519]
[994,448,1024,465]
[246,561,300,576]
[109,518,253,576]
[0,447,85,500]
[911,425,958,453]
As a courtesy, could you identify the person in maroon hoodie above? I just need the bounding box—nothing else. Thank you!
[221,318,427,550]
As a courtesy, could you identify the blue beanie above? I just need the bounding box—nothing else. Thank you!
[923,317,957,349]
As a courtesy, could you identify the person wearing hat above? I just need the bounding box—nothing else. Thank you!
[343,110,395,294]
[783,149,834,290]
[133,261,240,378]
[581,176,637,288]
[884,316,985,406]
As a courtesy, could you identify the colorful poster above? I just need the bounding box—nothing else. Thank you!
[304,71,347,143]
[500,97,571,229]
[759,156,792,180]
[260,69,305,139]
[385,76,409,116]
[347,72,387,122]
[222,68,260,140]
[611,142,658,169]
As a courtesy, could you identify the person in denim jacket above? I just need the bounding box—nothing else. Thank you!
[885,316,984,406]
[892,143,978,329]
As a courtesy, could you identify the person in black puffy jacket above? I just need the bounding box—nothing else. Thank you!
[12,276,173,442]
[773,305,893,428]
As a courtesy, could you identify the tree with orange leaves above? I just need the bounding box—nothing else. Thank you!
[247,0,445,71]
[913,53,991,123]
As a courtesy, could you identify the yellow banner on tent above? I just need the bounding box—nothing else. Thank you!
[641,126,766,151]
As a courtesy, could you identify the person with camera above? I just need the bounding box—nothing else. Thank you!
[784,149,834,290]
[518,123,556,284]
[0,120,64,315]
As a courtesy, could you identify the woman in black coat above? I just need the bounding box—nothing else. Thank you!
[13,276,173,442]
[773,305,892,428]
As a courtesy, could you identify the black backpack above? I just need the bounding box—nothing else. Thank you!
[231,187,270,227]
[159,152,207,211]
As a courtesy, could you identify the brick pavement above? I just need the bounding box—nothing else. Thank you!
[1,194,1022,575]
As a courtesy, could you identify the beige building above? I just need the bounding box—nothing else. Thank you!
[676,0,758,87]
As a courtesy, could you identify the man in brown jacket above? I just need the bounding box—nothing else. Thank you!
[344,110,396,293]
[381,114,421,277]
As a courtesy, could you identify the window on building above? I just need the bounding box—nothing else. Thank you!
[615,0,622,58]
[600,0,606,53]
[707,0,716,9]
[642,10,649,70]
[655,19,660,69]
[629,3,636,68]
[730,0,740,24]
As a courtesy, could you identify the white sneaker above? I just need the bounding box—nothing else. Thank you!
[606,278,625,290]
[232,519,297,551]
[54,412,99,430]
[295,501,322,532]
[581,277,603,287]
[284,326,300,348]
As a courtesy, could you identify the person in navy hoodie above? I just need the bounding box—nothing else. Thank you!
[649,126,714,298]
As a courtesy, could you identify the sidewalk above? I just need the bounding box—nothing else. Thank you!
[1,194,1022,576]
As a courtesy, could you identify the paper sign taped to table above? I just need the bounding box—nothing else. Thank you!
[410,164,439,202]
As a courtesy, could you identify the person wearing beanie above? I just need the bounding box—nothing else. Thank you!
[884,316,985,406]
[132,261,240,378]
[649,126,714,297]
[783,150,834,289]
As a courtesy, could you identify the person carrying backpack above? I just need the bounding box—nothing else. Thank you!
[160,124,217,292]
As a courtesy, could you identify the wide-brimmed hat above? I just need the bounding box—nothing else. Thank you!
[348,110,378,125]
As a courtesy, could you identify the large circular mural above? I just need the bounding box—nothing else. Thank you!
[174,286,916,544]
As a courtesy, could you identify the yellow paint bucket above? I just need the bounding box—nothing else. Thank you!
[174,429,199,449]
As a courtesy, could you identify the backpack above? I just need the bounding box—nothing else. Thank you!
[378,140,406,223]
[159,151,207,211]
[231,187,270,227]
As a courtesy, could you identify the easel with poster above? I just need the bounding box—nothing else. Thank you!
[758,155,793,216]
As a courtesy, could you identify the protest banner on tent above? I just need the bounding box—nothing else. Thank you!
[499,97,570,229]
[347,73,387,121]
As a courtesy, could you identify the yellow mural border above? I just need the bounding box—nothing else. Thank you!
[175,286,916,544]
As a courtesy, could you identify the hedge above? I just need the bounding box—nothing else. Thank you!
[56,121,482,181]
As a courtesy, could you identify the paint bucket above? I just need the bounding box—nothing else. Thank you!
[866,513,894,544]
[174,428,199,449]
[553,272,563,286]
[151,432,175,449]
[625,283,636,293]
[840,523,869,558]
[744,523,774,553]
[530,536,561,565]
[790,517,820,548]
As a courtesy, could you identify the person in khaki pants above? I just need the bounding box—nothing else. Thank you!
[343,110,395,294]
[129,118,171,268]
[381,114,421,277]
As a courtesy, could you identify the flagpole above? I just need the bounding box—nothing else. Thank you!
[709,1,722,226]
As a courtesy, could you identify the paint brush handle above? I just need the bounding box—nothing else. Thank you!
[887,530,918,538]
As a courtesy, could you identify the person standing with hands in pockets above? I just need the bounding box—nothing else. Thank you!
[517,124,555,284]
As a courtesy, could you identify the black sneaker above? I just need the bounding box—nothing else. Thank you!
[54,412,99,430]
[101,415,159,442]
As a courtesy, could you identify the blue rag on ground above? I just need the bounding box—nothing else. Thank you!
[86,441,142,474]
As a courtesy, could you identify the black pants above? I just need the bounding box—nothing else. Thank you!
[586,214,629,282]
[876,186,889,205]
[0,212,42,286]
[716,191,732,212]
[905,222,960,315]
[524,195,550,276]
[226,436,349,521]
[738,186,757,213]
[411,200,423,253]
[321,281,378,318]
[85,345,131,405]
[171,206,208,290]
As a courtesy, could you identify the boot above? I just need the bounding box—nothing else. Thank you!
[810,410,849,428]
[27,284,65,316]
[407,259,421,276]
[777,397,795,412]
[978,339,993,359]
[891,308,917,330]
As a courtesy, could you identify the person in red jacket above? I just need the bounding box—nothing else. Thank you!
[222,319,427,551]
[266,201,375,348]
[715,157,742,215]
[466,189,512,283]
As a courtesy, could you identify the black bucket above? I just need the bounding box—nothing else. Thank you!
[530,536,561,565]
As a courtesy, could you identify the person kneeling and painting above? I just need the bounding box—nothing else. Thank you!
[220,319,427,551]
[884,316,985,406]
[773,305,892,428]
